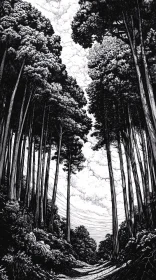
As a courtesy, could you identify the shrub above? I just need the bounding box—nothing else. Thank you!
[112,230,156,280]
[2,252,56,280]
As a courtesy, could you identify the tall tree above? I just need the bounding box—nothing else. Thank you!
[60,136,85,243]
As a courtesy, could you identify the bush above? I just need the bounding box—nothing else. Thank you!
[0,191,97,279]
[2,252,56,280]
[0,200,76,278]
[112,230,156,280]
[24,230,76,273]
[71,225,97,264]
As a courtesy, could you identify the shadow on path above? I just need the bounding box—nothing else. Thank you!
[57,260,128,280]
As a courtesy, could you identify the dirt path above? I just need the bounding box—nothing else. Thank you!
[57,261,127,280]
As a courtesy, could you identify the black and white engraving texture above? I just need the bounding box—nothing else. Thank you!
[0,0,156,279]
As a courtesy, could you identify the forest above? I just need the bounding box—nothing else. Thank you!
[0,0,156,279]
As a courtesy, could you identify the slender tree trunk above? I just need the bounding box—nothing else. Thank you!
[129,139,144,214]
[16,137,22,200]
[40,111,49,226]
[0,48,7,86]
[132,127,146,201]
[7,130,12,192]
[24,108,34,207]
[0,95,7,150]
[16,135,26,201]
[123,138,135,237]
[0,118,5,156]
[40,150,44,226]
[0,48,6,135]
[35,105,46,227]
[106,141,119,259]
[117,133,131,235]
[2,135,9,186]
[50,124,63,231]
[127,110,144,216]
[123,14,156,163]
[43,142,52,224]
[0,115,4,138]
[141,130,153,194]
[140,129,153,228]
[31,139,36,210]
[0,59,25,187]
[25,124,33,208]
[146,133,156,225]
[66,155,71,243]
[146,134,156,194]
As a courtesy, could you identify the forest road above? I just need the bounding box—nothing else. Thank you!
[57,260,127,280]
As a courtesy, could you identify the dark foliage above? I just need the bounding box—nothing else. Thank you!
[71,225,97,264]
[0,190,73,279]
[0,187,98,279]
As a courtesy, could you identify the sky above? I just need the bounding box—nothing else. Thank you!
[27,0,125,245]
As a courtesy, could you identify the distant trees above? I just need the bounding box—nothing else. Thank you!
[71,225,97,264]
[97,234,113,261]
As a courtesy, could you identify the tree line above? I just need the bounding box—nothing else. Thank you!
[0,0,91,244]
[72,0,156,260]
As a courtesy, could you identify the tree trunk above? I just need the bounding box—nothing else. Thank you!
[0,48,7,86]
[40,150,44,226]
[132,127,146,201]
[7,130,12,192]
[0,59,25,186]
[0,118,5,157]
[66,155,71,243]
[140,129,153,229]
[35,105,46,227]
[31,138,36,210]
[15,137,22,201]
[123,139,135,237]
[25,122,33,208]
[40,111,49,226]
[2,133,10,186]
[0,49,7,139]
[106,141,119,259]
[146,133,156,192]
[24,107,34,207]
[16,135,26,201]
[129,139,144,214]
[0,95,7,152]
[43,142,52,224]
[50,123,63,231]
[117,133,130,235]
